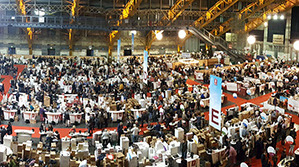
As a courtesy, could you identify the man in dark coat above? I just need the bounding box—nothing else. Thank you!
[0,126,7,144]
[6,122,12,135]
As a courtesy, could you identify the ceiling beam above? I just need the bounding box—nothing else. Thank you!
[68,0,81,56]
[15,0,33,55]
[211,0,276,36]
[145,0,194,52]
[178,0,239,49]
[108,0,143,61]
[244,0,299,32]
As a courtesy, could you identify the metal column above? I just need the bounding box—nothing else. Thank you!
[263,23,268,55]
[285,10,292,60]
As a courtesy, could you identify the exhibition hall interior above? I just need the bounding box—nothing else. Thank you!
[0,0,299,166]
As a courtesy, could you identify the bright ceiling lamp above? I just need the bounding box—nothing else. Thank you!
[267,15,271,20]
[280,15,285,20]
[156,32,163,40]
[294,40,299,51]
[264,22,268,27]
[273,14,278,20]
[131,30,137,35]
[178,30,186,39]
[247,35,256,45]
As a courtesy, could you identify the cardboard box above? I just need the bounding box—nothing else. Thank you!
[51,143,57,148]
[30,119,36,124]
[143,136,151,144]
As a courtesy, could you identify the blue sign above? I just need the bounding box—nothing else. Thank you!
[132,33,134,52]
[117,39,121,63]
[143,50,148,73]
[143,50,148,83]
[280,96,288,103]
[209,75,222,131]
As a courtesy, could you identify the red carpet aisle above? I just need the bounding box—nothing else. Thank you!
[0,65,26,101]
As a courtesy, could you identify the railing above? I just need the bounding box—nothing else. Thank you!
[189,26,245,61]
[0,14,195,31]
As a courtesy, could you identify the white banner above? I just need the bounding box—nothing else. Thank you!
[209,75,222,131]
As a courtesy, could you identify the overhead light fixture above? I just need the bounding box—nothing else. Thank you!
[264,22,268,27]
[131,30,137,35]
[294,40,299,51]
[156,31,163,40]
[273,14,278,20]
[247,35,256,45]
[267,15,271,20]
[178,30,186,39]
[280,15,285,20]
[34,9,45,16]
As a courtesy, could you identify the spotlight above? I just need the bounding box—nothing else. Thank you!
[156,32,163,40]
[280,15,285,20]
[131,30,137,35]
[264,22,268,27]
[294,40,299,51]
[267,15,271,20]
[247,35,256,45]
[178,30,186,39]
[273,14,278,20]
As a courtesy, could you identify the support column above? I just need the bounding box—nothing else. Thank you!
[236,33,247,51]
[285,10,292,60]
[263,24,268,55]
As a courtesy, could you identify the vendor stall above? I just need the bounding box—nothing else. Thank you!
[108,110,125,122]
[23,111,38,122]
[45,112,62,124]
[69,113,83,124]
[4,110,17,121]
[131,108,146,119]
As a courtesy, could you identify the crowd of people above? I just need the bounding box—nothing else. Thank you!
[0,54,298,166]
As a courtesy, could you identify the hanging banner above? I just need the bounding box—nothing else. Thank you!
[209,75,222,131]
[117,39,121,63]
[143,50,148,83]
[132,33,134,53]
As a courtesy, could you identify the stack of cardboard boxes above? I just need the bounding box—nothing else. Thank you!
[103,152,125,167]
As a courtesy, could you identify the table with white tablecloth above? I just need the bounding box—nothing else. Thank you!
[131,108,146,119]
[263,102,285,114]
[69,113,83,124]
[14,129,34,143]
[225,82,238,92]
[108,110,125,122]
[45,112,62,124]
[288,97,299,114]
[194,71,204,80]
[4,110,17,120]
[23,111,38,122]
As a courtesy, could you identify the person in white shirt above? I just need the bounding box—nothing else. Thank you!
[101,129,110,148]
[131,124,140,142]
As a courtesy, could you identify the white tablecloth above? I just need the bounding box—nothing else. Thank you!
[194,71,204,80]
[226,82,238,92]
[108,110,125,121]
[131,108,146,119]
[69,113,83,124]
[23,111,38,121]
[288,97,299,114]
[45,112,61,124]
[4,110,17,120]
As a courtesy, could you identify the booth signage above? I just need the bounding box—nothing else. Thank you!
[209,75,222,131]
